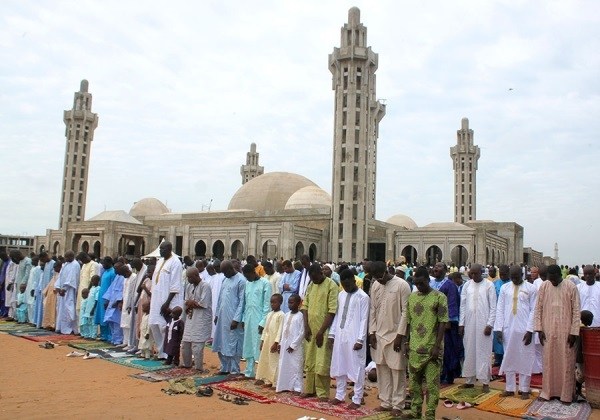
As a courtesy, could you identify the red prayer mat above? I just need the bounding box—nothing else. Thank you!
[275,393,379,419]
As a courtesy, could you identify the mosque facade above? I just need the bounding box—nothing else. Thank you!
[34,8,550,266]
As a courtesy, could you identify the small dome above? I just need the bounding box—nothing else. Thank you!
[228,172,317,212]
[129,198,169,217]
[386,214,417,229]
[285,186,331,210]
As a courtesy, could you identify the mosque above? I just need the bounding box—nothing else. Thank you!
[34,8,551,267]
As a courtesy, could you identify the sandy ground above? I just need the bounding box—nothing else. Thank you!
[1,333,598,420]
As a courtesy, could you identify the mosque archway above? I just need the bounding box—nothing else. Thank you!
[39,245,46,253]
[497,250,501,264]
[212,240,224,259]
[309,243,317,261]
[502,251,506,264]
[231,240,244,260]
[401,245,417,265]
[262,240,277,259]
[450,245,468,267]
[126,240,135,256]
[93,241,101,257]
[81,241,89,253]
[425,245,442,266]
[194,240,207,258]
[486,247,490,265]
[295,242,305,259]
[53,241,60,256]
[491,248,496,265]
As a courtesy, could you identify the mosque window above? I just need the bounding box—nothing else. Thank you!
[341,147,346,162]
[356,93,361,107]
[353,185,358,200]
[352,223,357,237]
[342,112,347,125]
[341,166,345,181]
[82,143,87,154]
[80,168,85,177]
[81,156,86,166]
[355,129,360,143]
[72,167,76,177]
[339,204,343,219]
[74,142,78,153]
[353,165,358,182]
[73,154,77,164]
[75,130,80,140]
[353,204,357,219]
[340,188,344,200]
[343,94,347,107]
[352,243,356,260]
[356,111,360,125]
[338,243,343,259]
[357,73,361,86]
[342,129,346,143]
[343,74,348,90]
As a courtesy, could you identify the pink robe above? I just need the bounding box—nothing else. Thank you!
[533,279,580,402]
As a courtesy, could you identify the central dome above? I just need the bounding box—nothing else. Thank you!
[228,172,317,212]
[129,198,169,217]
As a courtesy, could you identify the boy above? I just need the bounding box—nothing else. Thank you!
[255,293,284,387]
[79,288,96,339]
[328,269,370,409]
[16,283,28,323]
[276,294,304,394]
[164,306,184,365]
[138,301,154,359]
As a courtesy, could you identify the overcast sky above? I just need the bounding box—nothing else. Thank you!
[1,0,598,265]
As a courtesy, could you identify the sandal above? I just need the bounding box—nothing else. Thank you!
[232,397,249,405]
[219,393,232,402]
[196,386,213,397]
[456,401,472,409]
[443,399,454,408]
[66,351,85,357]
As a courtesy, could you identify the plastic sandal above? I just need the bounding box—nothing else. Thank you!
[444,399,454,408]
[456,401,472,409]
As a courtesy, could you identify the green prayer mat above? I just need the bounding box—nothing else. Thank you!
[440,383,500,405]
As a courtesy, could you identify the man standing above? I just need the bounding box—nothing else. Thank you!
[103,262,125,345]
[0,251,9,317]
[241,263,271,378]
[534,264,580,403]
[54,250,80,334]
[278,260,300,313]
[77,252,98,317]
[430,262,461,384]
[328,269,370,409]
[263,261,280,295]
[127,258,147,351]
[405,266,448,420]
[459,263,496,393]
[368,260,411,416]
[95,257,116,341]
[301,263,338,401]
[494,265,537,399]
[150,241,183,359]
[182,267,212,371]
[297,254,311,299]
[34,252,55,327]
[493,265,511,367]
[212,260,245,375]
[531,264,546,374]
[577,265,600,327]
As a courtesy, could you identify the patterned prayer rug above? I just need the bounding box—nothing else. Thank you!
[0,323,39,333]
[105,356,173,371]
[68,340,116,350]
[9,329,55,337]
[357,413,394,420]
[24,334,86,344]
[525,399,591,420]
[130,367,201,382]
[439,383,500,405]
[475,392,536,418]
[213,379,277,404]
[275,393,379,419]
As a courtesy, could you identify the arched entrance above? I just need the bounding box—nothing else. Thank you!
[81,241,89,253]
[450,245,468,267]
[231,240,244,260]
[194,240,207,258]
[93,241,101,257]
[39,245,46,253]
[262,240,277,259]
[53,241,60,256]
[425,245,442,266]
[126,240,135,256]
[212,240,224,259]
[295,242,304,259]
[401,245,418,265]
[308,243,317,261]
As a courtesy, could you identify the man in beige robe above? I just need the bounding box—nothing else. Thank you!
[77,253,98,315]
[534,264,580,403]
[368,261,411,417]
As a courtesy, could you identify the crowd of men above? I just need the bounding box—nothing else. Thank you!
[0,245,597,420]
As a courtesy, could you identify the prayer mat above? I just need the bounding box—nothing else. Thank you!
[194,374,230,386]
[475,392,536,418]
[130,367,200,383]
[84,347,134,359]
[275,393,379,419]
[358,412,394,420]
[525,399,591,420]
[439,383,500,405]
[105,357,173,371]
[213,379,277,404]
[8,329,54,337]
[68,340,115,350]
[161,377,198,395]
[26,334,85,344]
[0,323,39,333]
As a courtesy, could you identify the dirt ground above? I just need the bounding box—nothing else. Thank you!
[1,333,598,420]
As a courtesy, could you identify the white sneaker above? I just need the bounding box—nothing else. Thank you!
[66,351,85,357]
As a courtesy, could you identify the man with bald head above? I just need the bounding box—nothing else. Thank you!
[459,263,496,393]
[494,265,537,399]
[181,267,212,371]
[534,264,580,403]
[150,241,183,359]
[212,260,246,375]
[54,250,81,334]
[577,265,600,327]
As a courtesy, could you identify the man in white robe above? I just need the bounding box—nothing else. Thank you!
[25,257,41,323]
[368,261,411,416]
[276,294,305,393]
[459,263,496,392]
[127,258,147,351]
[208,260,224,340]
[4,258,17,318]
[149,241,183,359]
[577,265,600,327]
[329,269,370,409]
[531,265,546,374]
[494,265,537,398]
[55,251,80,334]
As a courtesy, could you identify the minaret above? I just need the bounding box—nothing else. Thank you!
[58,80,99,229]
[554,242,559,264]
[450,117,480,224]
[329,7,386,262]
[240,142,264,185]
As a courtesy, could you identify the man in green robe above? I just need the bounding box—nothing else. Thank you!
[405,266,448,420]
[300,263,338,400]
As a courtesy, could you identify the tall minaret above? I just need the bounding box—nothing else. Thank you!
[450,117,480,224]
[240,142,264,185]
[554,242,559,264]
[58,80,99,229]
[329,7,386,262]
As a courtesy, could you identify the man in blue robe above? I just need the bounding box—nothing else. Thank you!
[103,262,125,345]
[212,260,245,375]
[34,252,55,328]
[95,257,115,341]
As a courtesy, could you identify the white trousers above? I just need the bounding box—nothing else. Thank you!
[505,372,531,393]
[335,373,365,405]
[149,324,167,358]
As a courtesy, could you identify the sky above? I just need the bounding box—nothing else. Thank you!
[1,0,598,265]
